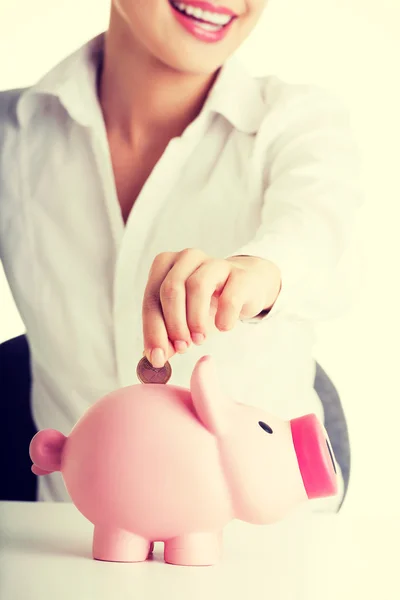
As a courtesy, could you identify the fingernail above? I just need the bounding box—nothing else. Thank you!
[174,340,188,353]
[150,348,165,368]
[192,333,205,345]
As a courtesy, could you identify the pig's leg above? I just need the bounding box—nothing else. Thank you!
[93,526,151,562]
[164,531,222,566]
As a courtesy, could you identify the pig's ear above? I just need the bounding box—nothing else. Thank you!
[29,429,67,474]
[190,355,231,436]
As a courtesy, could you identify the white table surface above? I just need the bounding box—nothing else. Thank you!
[0,501,398,600]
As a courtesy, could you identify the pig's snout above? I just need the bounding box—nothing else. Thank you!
[290,414,338,499]
[29,429,67,475]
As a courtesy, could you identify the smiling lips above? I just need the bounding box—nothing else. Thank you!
[168,0,238,43]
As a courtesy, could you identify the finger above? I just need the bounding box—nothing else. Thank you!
[214,269,249,331]
[160,248,207,352]
[186,259,231,342]
[142,252,176,366]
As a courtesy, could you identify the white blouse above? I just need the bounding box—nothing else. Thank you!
[0,34,362,505]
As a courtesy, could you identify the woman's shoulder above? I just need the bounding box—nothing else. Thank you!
[0,87,35,212]
[0,89,27,182]
[0,88,26,131]
[257,73,347,112]
[251,73,352,142]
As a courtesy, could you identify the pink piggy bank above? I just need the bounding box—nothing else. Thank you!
[30,355,338,566]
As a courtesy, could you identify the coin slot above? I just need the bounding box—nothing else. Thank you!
[326,439,337,474]
[258,421,273,434]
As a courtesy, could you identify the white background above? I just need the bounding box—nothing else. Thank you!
[1,0,399,516]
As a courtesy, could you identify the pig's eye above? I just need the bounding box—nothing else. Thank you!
[258,421,273,434]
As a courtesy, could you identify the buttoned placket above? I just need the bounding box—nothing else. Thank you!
[91,112,214,388]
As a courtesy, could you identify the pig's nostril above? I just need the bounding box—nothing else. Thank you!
[258,421,273,434]
[326,440,337,474]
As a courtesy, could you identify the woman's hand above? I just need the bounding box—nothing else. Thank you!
[142,248,281,367]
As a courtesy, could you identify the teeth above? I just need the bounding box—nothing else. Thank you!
[172,2,233,26]
[197,22,221,31]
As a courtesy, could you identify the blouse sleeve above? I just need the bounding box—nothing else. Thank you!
[228,86,364,323]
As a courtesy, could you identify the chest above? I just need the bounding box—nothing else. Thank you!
[1,121,270,388]
[1,122,266,327]
[107,135,168,224]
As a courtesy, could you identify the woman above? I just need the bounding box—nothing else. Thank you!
[0,0,362,507]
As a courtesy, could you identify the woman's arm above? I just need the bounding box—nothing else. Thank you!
[229,88,364,322]
[141,88,364,365]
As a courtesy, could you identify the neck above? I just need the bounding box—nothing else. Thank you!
[99,9,219,146]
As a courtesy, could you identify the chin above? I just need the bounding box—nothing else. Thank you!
[161,49,228,76]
